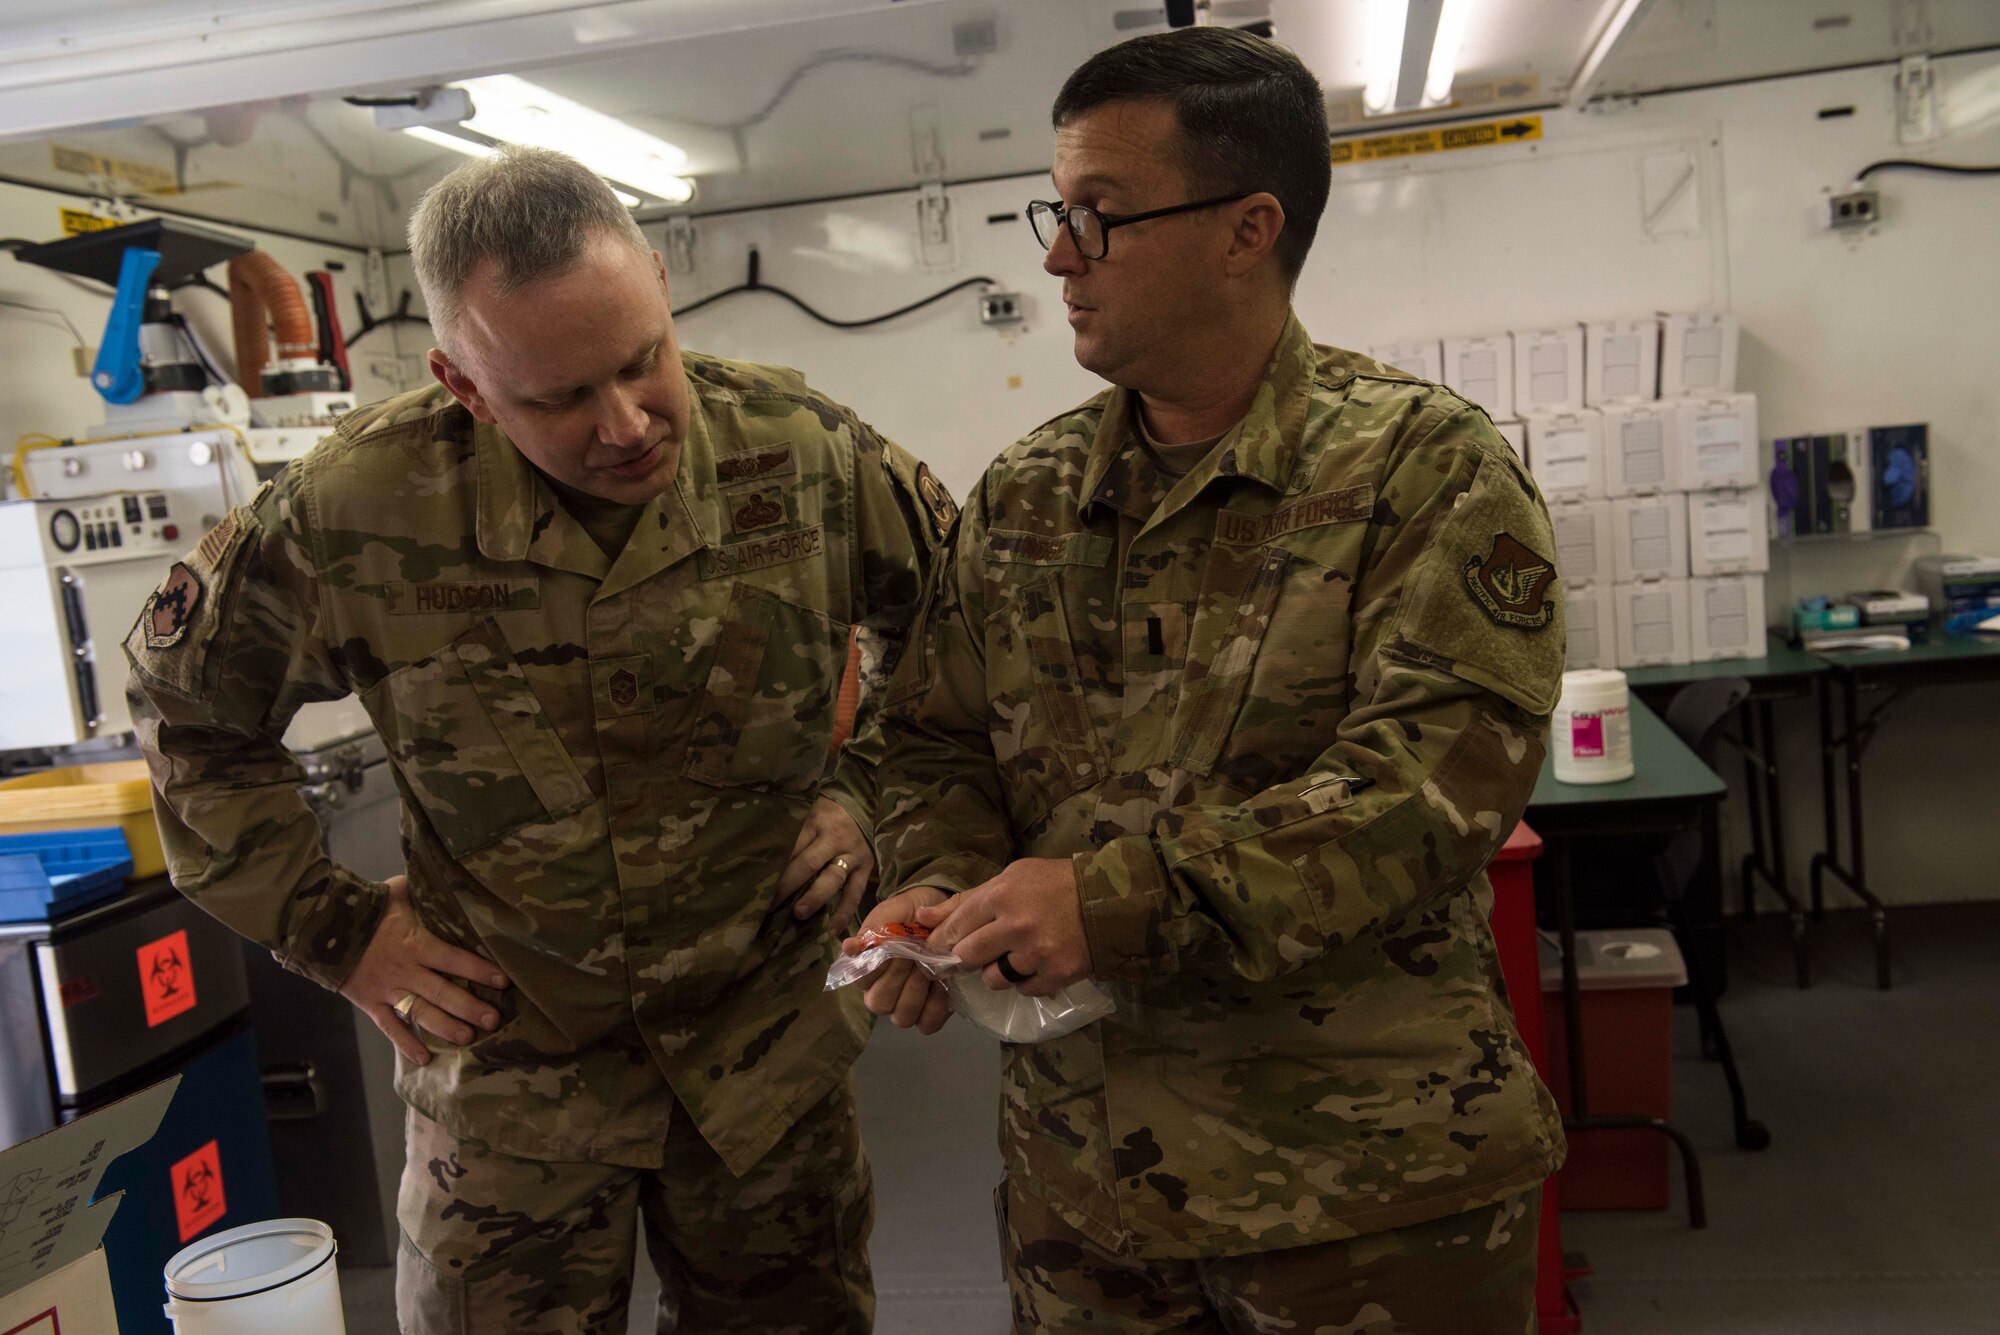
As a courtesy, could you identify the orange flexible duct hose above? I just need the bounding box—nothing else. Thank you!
[227,251,317,397]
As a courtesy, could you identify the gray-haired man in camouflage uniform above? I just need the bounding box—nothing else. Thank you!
[852,28,1564,1334]
[127,147,950,1332]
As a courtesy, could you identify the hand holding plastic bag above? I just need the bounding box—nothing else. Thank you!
[826,923,1114,1043]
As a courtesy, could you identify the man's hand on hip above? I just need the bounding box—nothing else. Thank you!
[341,874,510,1065]
[777,796,874,929]
[918,858,1092,998]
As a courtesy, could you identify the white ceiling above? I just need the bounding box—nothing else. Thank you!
[0,0,1993,252]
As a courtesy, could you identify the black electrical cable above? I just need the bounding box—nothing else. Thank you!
[1856,158,2000,180]
[0,297,85,347]
[673,251,996,328]
[168,312,232,389]
[173,274,231,300]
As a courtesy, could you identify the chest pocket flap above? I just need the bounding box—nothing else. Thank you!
[366,618,591,858]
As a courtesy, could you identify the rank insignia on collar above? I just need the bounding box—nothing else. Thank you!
[143,563,204,650]
[1465,533,1555,629]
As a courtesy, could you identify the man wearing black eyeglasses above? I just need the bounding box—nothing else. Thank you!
[855,25,1565,1334]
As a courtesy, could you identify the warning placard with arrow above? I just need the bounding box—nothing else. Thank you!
[1331,115,1543,166]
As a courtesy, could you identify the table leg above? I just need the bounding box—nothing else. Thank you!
[1812,672,1836,923]
[1742,697,1812,988]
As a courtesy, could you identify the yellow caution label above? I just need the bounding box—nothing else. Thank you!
[58,208,120,237]
[1330,115,1543,166]
[50,144,178,195]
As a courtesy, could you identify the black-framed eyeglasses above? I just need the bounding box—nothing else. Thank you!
[1026,193,1252,260]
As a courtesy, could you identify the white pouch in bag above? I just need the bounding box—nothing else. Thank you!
[825,923,1114,1043]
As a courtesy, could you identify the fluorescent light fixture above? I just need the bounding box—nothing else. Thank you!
[393,74,691,205]
[1362,0,1471,117]
[404,123,642,206]
[455,74,692,204]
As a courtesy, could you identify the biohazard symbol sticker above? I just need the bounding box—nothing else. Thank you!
[1465,533,1556,630]
[137,929,199,1028]
[172,1140,227,1242]
[142,563,204,650]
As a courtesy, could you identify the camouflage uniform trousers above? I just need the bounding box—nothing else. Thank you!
[997,1176,1538,1335]
[396,1079,874,1334]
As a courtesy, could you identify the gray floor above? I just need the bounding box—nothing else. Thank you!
[339,903,2000,1333]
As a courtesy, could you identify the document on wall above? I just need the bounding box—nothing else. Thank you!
[1618,416,1668,489]
[1632,590,1677,659]
[1628,504,1675,571]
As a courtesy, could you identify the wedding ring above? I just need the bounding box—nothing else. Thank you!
[392,992,418,1023]
[995,953,1034,985]
[831,856,853,876]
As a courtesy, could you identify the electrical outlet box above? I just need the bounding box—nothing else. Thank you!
[1828,188,1879,230]
[978,291,1023,325]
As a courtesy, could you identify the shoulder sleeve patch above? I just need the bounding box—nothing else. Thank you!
[125,510,257,702]
[914,462,958,539]
[1394,451,1565,715]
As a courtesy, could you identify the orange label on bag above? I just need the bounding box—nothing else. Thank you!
[866,922,932,943]
[172,1140,227,1242]
[137,930,198,1027]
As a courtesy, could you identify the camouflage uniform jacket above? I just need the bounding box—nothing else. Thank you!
[126,354,949,1172]
[876,313,1566,1259]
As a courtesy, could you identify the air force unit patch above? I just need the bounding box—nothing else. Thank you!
[143,563,205,650]
[1465,533,1555,629]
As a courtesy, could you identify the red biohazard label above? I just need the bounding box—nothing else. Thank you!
[137,930,198,1028]
[864,922,931,943]
[172,1140,227,1242]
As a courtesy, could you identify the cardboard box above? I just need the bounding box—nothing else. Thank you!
[0,1077,179,1335]
[1602,401,1682,497]
[1612,494,1691,583]
[1691,574,1768,661]
[1493,420,1526,457]
[1615,579,1692,667]
[1868,424,1930,529]
[1585,316,1661,406]
[1676,394,1760,491]
[1550,497,1615,588]
[1368,338,1444,383]
[1565,581,1618,671]
[1512,324,1586,415]
[1525,409,1606,501]
[1660,310,1739,397]
[1442,334,1515,421]
[1688,488,1770,576]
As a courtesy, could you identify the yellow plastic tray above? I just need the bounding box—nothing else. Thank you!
[0,761,166,879]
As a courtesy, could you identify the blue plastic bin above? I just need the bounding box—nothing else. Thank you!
[0,827,134,921]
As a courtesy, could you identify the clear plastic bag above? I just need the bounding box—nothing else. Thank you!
[826,922,1114,1043]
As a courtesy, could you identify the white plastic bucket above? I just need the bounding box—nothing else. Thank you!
[162,1218,346,1335]
[1552,669,1634,784]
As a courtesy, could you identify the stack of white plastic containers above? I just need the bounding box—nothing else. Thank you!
[1377,314,1766,669]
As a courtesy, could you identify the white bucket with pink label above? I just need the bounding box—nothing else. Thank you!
[1553,669,1634,784]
